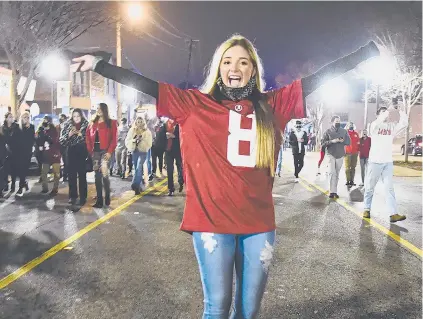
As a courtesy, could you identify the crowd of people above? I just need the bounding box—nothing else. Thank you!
[0,104,184,208]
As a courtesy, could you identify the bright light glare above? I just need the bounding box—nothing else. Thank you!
[40,54,67,80]
[127,3,144,21]
[320,79,349,104]
[362,56,397,85]
[122,86,137,103]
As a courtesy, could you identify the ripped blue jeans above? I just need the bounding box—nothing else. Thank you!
[192,231,276,319]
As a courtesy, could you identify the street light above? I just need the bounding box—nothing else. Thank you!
[116,2,146,121]
[127,3,145,21]
[40,53,67,114]
[320,78,349,105]
[361,55,397,129]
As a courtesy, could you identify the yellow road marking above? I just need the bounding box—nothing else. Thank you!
[0,178,169,290]
[294,171,423,259]
[299,180,314,192]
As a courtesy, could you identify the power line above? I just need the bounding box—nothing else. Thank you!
[149,5,194,40]
[149,16,183,40]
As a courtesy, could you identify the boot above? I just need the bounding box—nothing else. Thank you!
[94,174,103,208]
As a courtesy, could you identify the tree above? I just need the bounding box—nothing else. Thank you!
[0,1,113,116]
[368,30,422,163]
[363,3,422,162]
[306,93,329,150]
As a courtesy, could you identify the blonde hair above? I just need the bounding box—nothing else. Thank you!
[132,116,147,135]
[200,34,277,175]
[19,111,30,130]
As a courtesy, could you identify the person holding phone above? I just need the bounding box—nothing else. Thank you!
[125,116,152,194]
[60,108,89,207]
[321,116,351,199]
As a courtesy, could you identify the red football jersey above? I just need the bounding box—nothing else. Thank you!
[157,80,305,234]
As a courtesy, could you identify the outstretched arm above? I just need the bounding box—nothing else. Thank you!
[301,41,380,97]
[71,56,159,98]
[94,60,159,98]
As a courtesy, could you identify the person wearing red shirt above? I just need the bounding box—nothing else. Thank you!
[359,129,371,186]
[72,35,379,317]
[85,103,117,208]
[344,121,361,186]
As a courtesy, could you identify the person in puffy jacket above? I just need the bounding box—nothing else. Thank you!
[344,121,360,186]
[36,115,61,196]
[125,116,152,194]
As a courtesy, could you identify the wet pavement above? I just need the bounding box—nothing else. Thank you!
[0,164,421,318]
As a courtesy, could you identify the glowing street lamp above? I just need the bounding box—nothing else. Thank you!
[40,53,67,114]
[320,78,350,105]
[127,3,145,22]
[361,55,397,128]
[116,2,146,121]
[40,53,67,81]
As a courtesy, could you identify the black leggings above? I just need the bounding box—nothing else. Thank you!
[67,146,88,200]
[151,146,164,175]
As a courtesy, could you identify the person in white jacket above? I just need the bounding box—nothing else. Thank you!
[125,116,152,194]
[363,106,407,223]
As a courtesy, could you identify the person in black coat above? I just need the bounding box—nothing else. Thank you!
[2,112,20,192]
[15,112,36,196]
[0,127,7,198]
[149,117,167,181]
[289,120,308,182]
[163,119,183,196]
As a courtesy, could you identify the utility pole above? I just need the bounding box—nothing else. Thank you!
[184,39,199,89]
[116,21,122,121]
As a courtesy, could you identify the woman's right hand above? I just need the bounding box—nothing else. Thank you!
[70,55,96,73]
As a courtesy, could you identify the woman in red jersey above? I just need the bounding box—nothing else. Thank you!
[71,34,379,318]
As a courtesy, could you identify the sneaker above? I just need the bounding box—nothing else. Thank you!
[168,190,174,196]
[359,183,364,187]
[329,193,335,199]
[295,178,299,183]
[148,174,154,182]
[390,214,406,223]
[363,210,371,218]
[351,181,356,186]
[93,201,103,208]
[334,193,340,199]
[346,181,351,186]
[16,188,24,197]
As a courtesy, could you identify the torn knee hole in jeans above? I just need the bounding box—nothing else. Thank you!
[260,241,274,272]
[101,161,109,176]
[201,233,218,253]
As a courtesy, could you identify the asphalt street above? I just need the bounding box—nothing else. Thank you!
[0,163,421,319]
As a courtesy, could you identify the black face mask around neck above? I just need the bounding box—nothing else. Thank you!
[216,77,257,101]
[334,123,341,129]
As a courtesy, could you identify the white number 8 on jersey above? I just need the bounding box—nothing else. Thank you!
[227,110,257,167]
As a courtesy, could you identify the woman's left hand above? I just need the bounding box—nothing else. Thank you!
[104,153,111,161]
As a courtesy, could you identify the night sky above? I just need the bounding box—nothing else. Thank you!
[76,1,421,90]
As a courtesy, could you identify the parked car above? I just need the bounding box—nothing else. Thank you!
[401,134,422,156]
